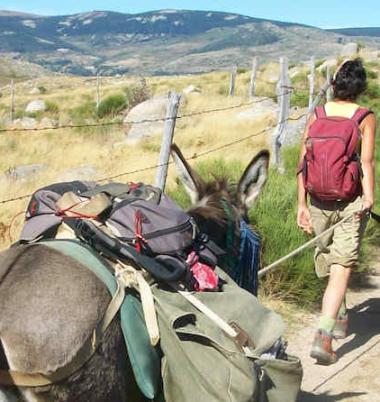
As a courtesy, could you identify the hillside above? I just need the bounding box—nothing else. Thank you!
[0,54,51,86]
[329,27,380,37]
[1,9,380,76]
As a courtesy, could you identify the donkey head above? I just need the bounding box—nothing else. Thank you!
[170,144,269,257]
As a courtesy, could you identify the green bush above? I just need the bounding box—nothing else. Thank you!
[291,91,309,108]
[367,70,378,80]
[217,84,229,96]
[38,86,47,94]
[69,101,97,123]
[237,67,248,74]
[141,142,161,153]
[315,59,325,69]
[364,81,380,99]
[45,101,59,114]
[292,72,309,89]
[97,94,128,118]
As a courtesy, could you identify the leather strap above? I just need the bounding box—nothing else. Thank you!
[115,262,160,346]
[174,287,256,359]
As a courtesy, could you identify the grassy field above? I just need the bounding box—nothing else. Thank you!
[0,58,379,307]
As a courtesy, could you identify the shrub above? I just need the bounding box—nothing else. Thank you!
[362,81,380,100]
[69,101,97,123]
[237,67,248,74]
[141,140,161,153]
[124,82,150,108]
[45,101,59,114]
[217,84,229,96]
[315,59,325,69]
[367,69,378,80]
[38,86,47,94]
[292,72,309,89]
[291,91,309,108]
[97,94,128,118]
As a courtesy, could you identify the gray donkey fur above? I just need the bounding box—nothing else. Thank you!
[0,145,269,402]
[0,245,145,402]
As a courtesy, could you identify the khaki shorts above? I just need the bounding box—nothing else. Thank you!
[310,196,369,277]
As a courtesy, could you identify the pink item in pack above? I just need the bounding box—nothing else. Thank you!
[186,251,219,291]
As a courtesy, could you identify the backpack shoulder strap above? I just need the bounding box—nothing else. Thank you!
[351,108,373,125]
[314,105,326,119]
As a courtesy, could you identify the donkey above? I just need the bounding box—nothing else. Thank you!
[0,145,269,402]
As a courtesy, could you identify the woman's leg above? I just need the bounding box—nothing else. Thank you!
[321,264,351,319]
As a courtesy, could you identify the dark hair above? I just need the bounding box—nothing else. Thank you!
[332,58,367,101]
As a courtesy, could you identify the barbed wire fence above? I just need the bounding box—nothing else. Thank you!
[0,89,296,134]
[0,112,308,205]
[0,55,329,206]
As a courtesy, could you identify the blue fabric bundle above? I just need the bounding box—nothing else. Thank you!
[233,220,261,296]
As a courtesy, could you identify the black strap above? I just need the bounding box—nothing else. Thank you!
[370,211,380,223]
[63,219,186,283]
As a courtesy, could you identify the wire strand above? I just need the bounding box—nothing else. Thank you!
[0,90,296,134]
[0,112,308,205]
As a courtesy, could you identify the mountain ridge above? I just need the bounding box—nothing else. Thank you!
[0,9,379,76]
[328,27,380,37]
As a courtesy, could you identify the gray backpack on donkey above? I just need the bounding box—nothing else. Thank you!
[18,180,302,402]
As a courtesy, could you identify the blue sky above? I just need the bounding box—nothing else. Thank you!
[1,0,380,28]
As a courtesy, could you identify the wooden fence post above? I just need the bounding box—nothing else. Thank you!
[248,57,258,98]
[229,66,237,96]
[272,57,291,166]
[10,80,15,122]
[96,73,101,109]
[308,56,315,111]
[155,91,182,191]
[326,66,333,101]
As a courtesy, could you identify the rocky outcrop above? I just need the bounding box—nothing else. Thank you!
[25,100,46,113]
[5,164,47,181]
[183,85,201,94]
[12,117,38,129]
[123,96,169,144]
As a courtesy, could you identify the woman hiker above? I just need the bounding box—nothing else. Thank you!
[297,58,376,365]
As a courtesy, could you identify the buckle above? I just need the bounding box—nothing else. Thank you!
[224,321,255,350]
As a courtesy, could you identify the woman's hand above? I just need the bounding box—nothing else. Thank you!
[362,198,373,212]
[297,204,313,234]
[354,197,373,221]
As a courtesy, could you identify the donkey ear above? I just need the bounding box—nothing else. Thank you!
[170,144,205,204]
[237,150,270,209]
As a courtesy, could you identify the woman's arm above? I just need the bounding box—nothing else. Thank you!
[297,115,315,234]
[360,113,377,210]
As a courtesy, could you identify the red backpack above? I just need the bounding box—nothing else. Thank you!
[301,105,372,201]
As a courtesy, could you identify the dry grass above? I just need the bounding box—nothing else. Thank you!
[0,69,278,250]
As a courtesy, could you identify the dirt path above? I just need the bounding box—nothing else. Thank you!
[286,258,380,401]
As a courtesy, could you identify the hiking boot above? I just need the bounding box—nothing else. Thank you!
[310,329,337,365]
[332,314,348,339]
